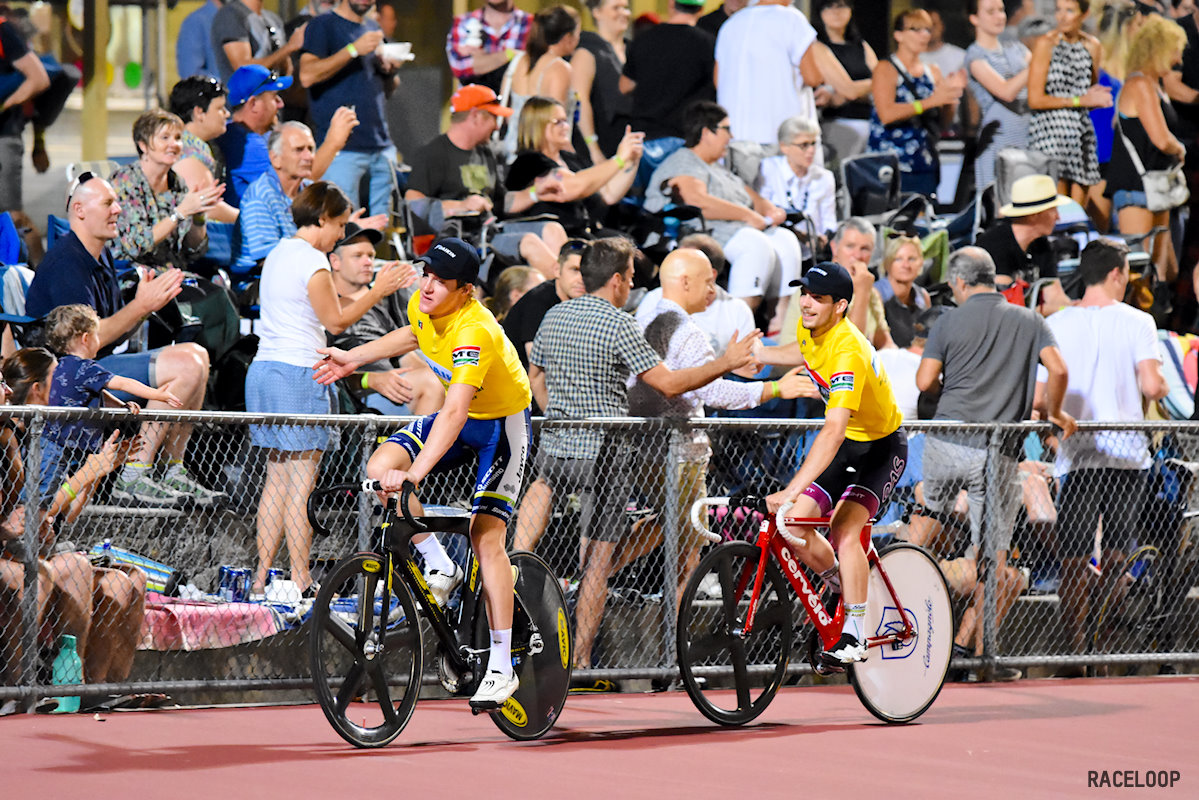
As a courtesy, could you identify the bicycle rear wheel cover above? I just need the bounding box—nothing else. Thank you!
[309,552,424,747]
[480,551,572,740]
[850,542,952,723]
[677,542,793,726]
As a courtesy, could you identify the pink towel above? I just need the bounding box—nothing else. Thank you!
[139,592,282,651]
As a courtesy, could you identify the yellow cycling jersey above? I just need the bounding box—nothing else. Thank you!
[407,294,531,419]
[797,315,903,442]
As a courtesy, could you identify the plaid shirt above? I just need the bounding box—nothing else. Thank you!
[531,294,661,459]
[445,7,532,81]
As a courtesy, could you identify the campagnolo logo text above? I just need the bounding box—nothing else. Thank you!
[923,597,934,668]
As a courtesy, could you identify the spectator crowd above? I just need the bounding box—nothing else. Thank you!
[4,0,1199,701]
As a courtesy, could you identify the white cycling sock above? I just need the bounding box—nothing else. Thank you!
[842,603,867,642]
[819,561,841,593]
[488,628,513,678]
[414,536,454,574]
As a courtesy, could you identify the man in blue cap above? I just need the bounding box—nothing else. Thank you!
[763,261,909,670]
[313,237,533,709]
[214,64,293,206]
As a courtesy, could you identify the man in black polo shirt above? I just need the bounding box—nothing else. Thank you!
[25,174,220,508]
[502,241,586,373]
[975,173,1067,281]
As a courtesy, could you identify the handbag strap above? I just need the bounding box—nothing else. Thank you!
[1114,85,1151,176]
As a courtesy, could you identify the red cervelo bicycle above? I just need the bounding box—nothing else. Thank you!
[676,494,954,725]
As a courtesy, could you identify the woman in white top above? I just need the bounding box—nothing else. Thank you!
[502,5,581,162]
[755,116,837,261]
[246,181,411,594]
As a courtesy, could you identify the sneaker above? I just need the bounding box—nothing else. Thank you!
[469,670,519,709]
[159,467,227,506]
[946,643,973,683]
[820,633,867,669]
[110,474,188,508]
[423,563,463,608]
[982,665,1023,683]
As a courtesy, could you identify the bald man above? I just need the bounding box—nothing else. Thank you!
[25,175,218,507]
[620,248,814,603]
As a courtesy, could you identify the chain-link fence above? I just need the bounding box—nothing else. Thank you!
[2,408,1197,711]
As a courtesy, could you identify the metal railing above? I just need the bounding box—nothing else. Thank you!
[1,408,1196,709]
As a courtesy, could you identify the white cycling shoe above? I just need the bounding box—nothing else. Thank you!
[423,564,464,608]
[469,670,519,709]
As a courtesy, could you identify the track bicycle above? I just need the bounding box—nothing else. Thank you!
[306,480,572,748]
[677,494,954,725]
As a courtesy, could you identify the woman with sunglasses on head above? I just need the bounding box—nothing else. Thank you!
[1027,0,1111,220]
[813,0,878,160]
[868,8,966,198]
[168,76,240,225]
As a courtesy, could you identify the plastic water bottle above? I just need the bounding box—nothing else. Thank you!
[50,634,83,713]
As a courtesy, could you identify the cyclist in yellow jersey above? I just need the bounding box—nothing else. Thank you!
[313,237,531,708]
[764,262,908,670]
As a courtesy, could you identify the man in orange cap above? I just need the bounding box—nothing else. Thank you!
[405,84,567,279]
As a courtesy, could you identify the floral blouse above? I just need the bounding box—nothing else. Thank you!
[180,129,221,179]
[109,161,206,270]
[867,56,938,175]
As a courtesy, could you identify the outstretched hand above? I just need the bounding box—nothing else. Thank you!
[721,329,764,373]
[312,347,360,385]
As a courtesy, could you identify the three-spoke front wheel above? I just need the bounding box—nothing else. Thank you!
[309,552,424,748]
[676,542,793,726]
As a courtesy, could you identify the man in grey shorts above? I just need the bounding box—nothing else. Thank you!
[914,247,1076,680]
[528,236,758,672]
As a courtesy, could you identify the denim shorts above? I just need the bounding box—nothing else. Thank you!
[246,360,339,451]
[1112,190,1148,214]
[98,350,157,402]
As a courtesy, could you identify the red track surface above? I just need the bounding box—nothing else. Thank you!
[4,677,1194,799]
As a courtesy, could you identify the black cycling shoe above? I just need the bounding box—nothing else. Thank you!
[820,633,867,670]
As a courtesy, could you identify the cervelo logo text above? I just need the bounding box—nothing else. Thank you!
[778,546,832,627]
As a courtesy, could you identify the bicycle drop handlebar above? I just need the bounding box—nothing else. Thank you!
[305,478,430,539]
[689,494,806,546]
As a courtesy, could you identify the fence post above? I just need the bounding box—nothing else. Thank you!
[981,424,1002,675]
[358,420,378,552]
[662,425,681,670]
[19,411,45,711]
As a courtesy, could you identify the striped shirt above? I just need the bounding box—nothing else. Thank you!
[531,294,661,460]
[235,169,308,275]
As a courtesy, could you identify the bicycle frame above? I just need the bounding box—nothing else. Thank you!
[732,515,917,654]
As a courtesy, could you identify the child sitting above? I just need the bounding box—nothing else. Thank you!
[38,304,182,506]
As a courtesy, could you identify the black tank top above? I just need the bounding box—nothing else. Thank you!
[1106,94,1180,195]
[824,40,873,121]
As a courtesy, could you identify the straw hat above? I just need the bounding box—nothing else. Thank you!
[1000,174,1071,217]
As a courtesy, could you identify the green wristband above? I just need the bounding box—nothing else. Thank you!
[360,373,370,390]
